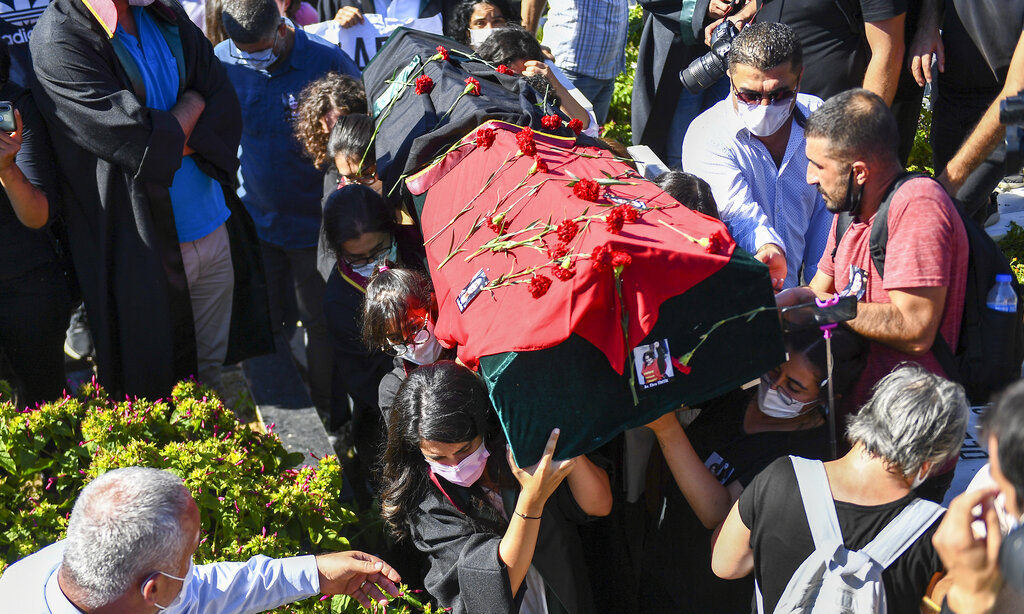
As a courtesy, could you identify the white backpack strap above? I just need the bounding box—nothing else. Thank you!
[790,456,844,554]
[860,498,945,569]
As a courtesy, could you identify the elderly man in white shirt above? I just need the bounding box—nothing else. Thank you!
[682,21,832,290]
[0,467,400,613]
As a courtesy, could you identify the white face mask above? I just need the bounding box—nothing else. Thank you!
[469,27,498,47]
[143,557,194,612]
[403,318,444,365]
[350,243,397,279]
[734,97,794,137]
[757,378,815,419]
[910,469,929,490]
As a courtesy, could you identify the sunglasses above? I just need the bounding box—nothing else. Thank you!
[732,85,796,106]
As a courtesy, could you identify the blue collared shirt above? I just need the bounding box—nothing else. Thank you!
[215,27,359,248]
[542,0,629,80]
[115,7,231,244]
[682,93,833,288]
[0,541,321,613]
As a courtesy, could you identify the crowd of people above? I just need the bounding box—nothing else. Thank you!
[2,0,1024,612]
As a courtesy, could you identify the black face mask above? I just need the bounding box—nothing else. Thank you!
[837,168,863,216]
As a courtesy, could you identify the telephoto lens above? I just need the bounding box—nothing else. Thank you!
[679,20,738,95]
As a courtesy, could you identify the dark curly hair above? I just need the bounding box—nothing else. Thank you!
[443,0,515,45]
[294,72,368,169]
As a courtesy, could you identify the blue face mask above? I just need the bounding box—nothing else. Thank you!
[229,28,281,71]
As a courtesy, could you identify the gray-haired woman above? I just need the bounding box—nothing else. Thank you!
[712,365,970,613]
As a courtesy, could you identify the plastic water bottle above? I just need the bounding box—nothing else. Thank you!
[987,274,1018,313]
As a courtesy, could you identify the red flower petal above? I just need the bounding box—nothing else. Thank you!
[414,74,434,95]
[496,64,514,75]
[541,114,561,130]
[572,178,600,202]
[435,46,449,61]
[464,77,481,96]
[551,264,576,281]
[556,219,579,243]
[611,251,632,268]
[605,207,625,234]
[475,127,496,148]
[547,242,569,260]
[590,244,613,272]
[527,274,552,298]
[568,118,584,135]
[515,126,537,156]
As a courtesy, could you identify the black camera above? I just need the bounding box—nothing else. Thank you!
[1000,91,1024,175]
[679,12,740,94]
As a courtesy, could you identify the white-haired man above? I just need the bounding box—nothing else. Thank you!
[0,467,400,612]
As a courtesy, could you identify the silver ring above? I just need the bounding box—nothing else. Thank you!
[359,580,367,589]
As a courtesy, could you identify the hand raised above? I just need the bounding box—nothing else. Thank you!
[0,109,23,172]
[507,428,578,509]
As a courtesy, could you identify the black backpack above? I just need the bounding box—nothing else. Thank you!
[834,172,1024,404]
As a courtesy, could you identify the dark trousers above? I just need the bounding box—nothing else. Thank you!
[260,241,333,412]
[0,264,72,406]
[931,85,1006,224]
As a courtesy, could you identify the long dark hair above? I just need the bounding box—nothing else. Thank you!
[362,268,435,350]
[321,184,396,257]
[380,362,497,539]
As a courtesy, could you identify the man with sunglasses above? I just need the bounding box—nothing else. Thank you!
[215,0,358,415]
[0,466,402,612]
[682,22,831,291]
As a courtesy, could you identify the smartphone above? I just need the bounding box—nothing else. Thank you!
[0,102,14,133]
[779,295,858,332]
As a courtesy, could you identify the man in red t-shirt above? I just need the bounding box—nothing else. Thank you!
[779,89,968,499]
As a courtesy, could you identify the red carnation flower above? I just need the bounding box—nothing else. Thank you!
[678,364,692,375]
[496,64,514,75]
[435,46,449,61]
[547,242,569,260]
[527,274,552,298]
[414,75,434,95]
[605,207,625,234]
[620,204,640,222]
[590,244,613,272]
[568,118,584,135]
[573,178,600,202]
[705,231,726,255]
[541,114,562,130]
[552,264,576,281]
[611,250,632,268]
[464,77,481,96]
[530,158,548,175]
[475,127,496,148]
[515,126,536,156]
[484,214,506,234]
[556,219,579,243]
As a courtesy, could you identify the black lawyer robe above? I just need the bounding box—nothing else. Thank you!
[30,0,273,400]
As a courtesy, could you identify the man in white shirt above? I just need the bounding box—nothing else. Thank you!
[682,21,832,290]
[0,467,400,613]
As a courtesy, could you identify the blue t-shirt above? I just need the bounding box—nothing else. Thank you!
[114,8,230,243]
[215,28,359,248]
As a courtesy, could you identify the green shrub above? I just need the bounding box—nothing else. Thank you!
[0,380,431,613]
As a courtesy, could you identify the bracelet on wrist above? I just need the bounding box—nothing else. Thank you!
[514,510,542,520]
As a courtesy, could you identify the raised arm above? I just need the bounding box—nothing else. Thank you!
[520,0,546,35]
[502,428,577,593]
[0,109,49,229]
[646,411,733,528]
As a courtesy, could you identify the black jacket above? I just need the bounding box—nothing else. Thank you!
[408,456,597,614]
[30,0,272,398]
